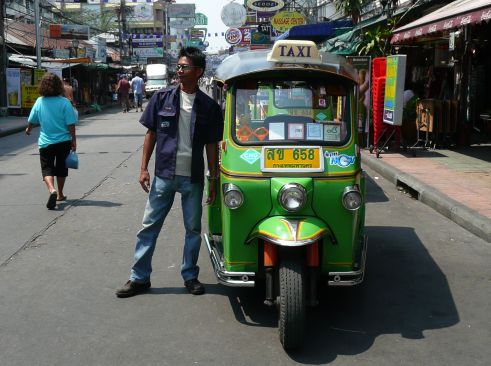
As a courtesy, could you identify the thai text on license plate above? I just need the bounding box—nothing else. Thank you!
[261,146,324,172]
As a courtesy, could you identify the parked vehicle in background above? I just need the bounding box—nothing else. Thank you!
[145,64,168,99]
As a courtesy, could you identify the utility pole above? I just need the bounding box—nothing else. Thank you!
[121,0,127,57]
[0,0,7,113]
[35,0,42,68]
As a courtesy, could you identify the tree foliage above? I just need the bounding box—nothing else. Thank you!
[356,18,398,57]
[332,0,368,25]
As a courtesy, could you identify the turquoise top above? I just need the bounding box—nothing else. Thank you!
[28,96,78,148]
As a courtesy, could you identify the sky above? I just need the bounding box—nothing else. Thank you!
[174,0,231,53]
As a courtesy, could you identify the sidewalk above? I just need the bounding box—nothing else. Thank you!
[0,103,119,137]
[1,109,490,242]
[362,147,491,243]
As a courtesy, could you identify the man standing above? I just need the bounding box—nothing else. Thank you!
[116,75,131,113]
[131,72,145,112]
[116,47,223,298]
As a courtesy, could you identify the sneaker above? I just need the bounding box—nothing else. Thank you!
[116,280,151,298]
[184,278,205,295]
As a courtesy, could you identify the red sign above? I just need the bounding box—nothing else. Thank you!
[225,28,242,45]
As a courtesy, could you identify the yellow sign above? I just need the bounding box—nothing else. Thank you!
[267,40,321,64]
[34,69,45,85]
[22,85,39,109]
[271,11,305,33]
[262,147,323,172]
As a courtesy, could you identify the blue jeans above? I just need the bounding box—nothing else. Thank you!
[135,93,143,107]
[130,175,204,283]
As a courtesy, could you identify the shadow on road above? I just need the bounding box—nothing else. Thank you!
[64,199,123,208]
[364,174,389,203]
[207,226,459,362]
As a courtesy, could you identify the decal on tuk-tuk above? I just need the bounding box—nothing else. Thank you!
[240,149,261,164]
[325,151,356,167]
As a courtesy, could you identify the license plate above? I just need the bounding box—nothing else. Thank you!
[261,146,324,172]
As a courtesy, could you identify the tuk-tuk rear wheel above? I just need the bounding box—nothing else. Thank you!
[278,257,306,350]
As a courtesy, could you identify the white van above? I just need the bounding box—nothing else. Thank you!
[145,64,168,98]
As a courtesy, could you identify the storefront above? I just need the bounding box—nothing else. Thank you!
[391,0,491,146]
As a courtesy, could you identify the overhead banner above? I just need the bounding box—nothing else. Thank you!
[383,55,407,126]
[6,68,21,109]
[49,24,90,40]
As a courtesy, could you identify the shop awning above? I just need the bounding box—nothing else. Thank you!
[391,0,491,44]
[322,15,387,55]
[277,20,353,43]
[8,55,83,69]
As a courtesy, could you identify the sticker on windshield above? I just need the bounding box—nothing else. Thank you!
[306,123,323,140]
[324,124,340,141]
[316,112,327,121]
[325,151,356,168]
[240,149,261,164]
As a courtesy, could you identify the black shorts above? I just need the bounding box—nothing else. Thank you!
[39,140,72,178]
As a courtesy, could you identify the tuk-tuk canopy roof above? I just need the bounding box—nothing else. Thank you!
[215,40,359,84]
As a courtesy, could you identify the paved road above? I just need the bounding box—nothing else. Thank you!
[0,108,490,365]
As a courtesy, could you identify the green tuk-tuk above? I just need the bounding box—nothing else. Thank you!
[205,40,367,350]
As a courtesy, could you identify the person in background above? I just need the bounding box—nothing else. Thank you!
[71,77,79,104]
[25,73,78,209]
[63,78,75,106]
[116,47,224,298]
[131,72,145,112]
[116,75,131,113]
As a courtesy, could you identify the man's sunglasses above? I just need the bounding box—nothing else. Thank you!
[176,64,199,71]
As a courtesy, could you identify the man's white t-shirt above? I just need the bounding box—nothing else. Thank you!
[175,90,196,176]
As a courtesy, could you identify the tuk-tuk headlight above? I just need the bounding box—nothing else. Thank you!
[279,184,307,212]
[342,186,363,211]
[223,183,244,210]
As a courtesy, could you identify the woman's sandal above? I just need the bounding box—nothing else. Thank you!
[47,191,57,209]
[57,196,67,201]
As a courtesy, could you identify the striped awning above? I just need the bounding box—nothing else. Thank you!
[391,0,491,44]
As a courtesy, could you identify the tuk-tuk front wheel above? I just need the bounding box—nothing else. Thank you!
[278,257,306,349]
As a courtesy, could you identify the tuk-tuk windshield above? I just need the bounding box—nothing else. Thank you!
[234,79,351,145]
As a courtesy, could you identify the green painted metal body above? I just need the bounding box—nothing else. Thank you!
[207,51,365,278]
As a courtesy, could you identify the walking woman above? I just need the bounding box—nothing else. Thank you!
[25,73,78,209]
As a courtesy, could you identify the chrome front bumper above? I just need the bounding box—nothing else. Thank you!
[328,235,368,286]
[204,233,255,287]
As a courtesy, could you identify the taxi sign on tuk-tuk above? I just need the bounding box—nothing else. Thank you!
[267,40,322,64]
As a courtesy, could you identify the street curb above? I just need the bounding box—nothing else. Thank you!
[0,125,25,138]
[362,152,491,243]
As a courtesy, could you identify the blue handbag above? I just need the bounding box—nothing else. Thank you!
[65,150,79,169]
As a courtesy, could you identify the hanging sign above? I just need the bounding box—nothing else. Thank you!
[383,55,407,126]
[225,28,242,45]
[169,18,196,29]
[221,2,247,28]
[167,4,195,18]
[246,0,284,12]
[271,11,305,32]
[22,86,39,109]
[195,13,208,26]
[6,68,21,109]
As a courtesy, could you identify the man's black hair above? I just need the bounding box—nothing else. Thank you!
[179,47,206,77]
